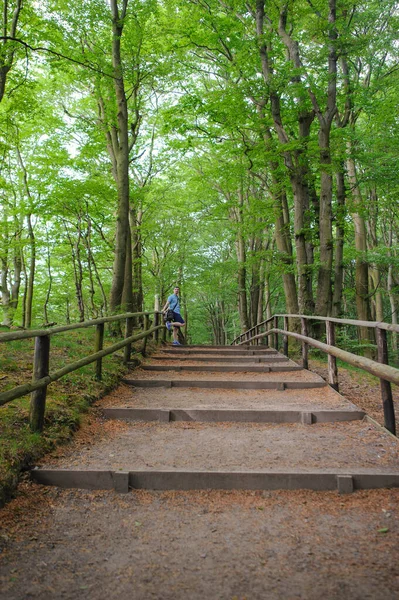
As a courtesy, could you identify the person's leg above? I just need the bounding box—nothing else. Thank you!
[171,313,185,344]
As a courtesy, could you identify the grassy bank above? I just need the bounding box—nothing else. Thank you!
[0,328,151,507]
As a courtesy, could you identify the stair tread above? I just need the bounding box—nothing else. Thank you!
[39,421,399,472]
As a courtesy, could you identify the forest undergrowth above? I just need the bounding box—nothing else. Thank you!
[0,329,155,507]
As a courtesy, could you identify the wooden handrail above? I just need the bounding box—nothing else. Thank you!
[238,328,399,386]
[231,313,399,346]
[0,324,163,407]
[0,311,161,342]
[273,314,399,334]
[1,310,165,433]
[232,317,397,435]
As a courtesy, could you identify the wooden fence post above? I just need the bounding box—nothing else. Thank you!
[273,316,279,350]
[283,316,289,357]
[154,295,160,342]
[141,314,150,356]
[95,323,105,380]
[30,335,50,432]
[376,327,396,435]
[301,318,309,370]
[326,320,339,391]
[124,317,134,364]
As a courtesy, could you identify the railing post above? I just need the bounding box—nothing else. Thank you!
[326,320,339,391]
[283,316,289,357]
[153,295,160,342]
[154,312,160,342]
[273,316,279,350]
[123,317,133,364]
[141,314,150,357]
[30,335,50,432]
[376,327,396,435]
[95,323,105,380]
[301,317,309,370]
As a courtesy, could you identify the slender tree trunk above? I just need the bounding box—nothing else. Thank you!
[130,207,143,313]
[16,148,35,327]
[122,216,133,311]
[332,169,345,316]
[43,233,52,324]
[346,141,371,347]
[25,212,35,328]
[109,0,131,313]
[315,127,334,316]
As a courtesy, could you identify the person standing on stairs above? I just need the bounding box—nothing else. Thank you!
[162,286,185,345]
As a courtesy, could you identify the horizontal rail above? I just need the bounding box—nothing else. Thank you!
[231,313,399,346]
[0,311,161,342]
[231,316,274,345]
[238,329,399,387]
[0,324,163,406]
[273,314,399,334]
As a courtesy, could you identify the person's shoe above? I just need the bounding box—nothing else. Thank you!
[166,321,172,331]
[172,341,181,345]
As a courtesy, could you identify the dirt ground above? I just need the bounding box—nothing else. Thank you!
[1,483,399,600]
[1,355,399,599]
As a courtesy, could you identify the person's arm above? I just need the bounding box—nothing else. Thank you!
[162,299,170,312]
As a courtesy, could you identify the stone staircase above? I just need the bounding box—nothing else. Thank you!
[32,344,399,494]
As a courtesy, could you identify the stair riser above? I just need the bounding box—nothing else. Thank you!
[123,379,327,390]
[103,408,366,424]
[141,366,301,373]
[31,469,399,493]
[161,350,279,356]
[152,356,288,363]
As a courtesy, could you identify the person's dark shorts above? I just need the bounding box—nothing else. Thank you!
[172,312,185,324]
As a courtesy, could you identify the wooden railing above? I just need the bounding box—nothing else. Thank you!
[231,314,399,436]
[0,311,163,432]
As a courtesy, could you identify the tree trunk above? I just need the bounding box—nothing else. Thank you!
[332,169,345,316]
[315,126,334,316]
[109,0,131,313]
[0,0,23,104]
[25,212,35,328]
[130,206,143,314]
[346,141,371,348]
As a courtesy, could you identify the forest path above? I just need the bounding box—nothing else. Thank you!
[1,344,399,599]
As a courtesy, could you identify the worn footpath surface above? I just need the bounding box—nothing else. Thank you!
[1,482,399,600]
[1,347,399,599]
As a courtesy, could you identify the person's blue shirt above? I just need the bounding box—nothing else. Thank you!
[168,294,181,314]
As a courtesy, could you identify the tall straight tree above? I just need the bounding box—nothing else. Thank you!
[108,0,131,313]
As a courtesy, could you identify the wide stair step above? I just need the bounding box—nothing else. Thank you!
[32,421,399,492]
